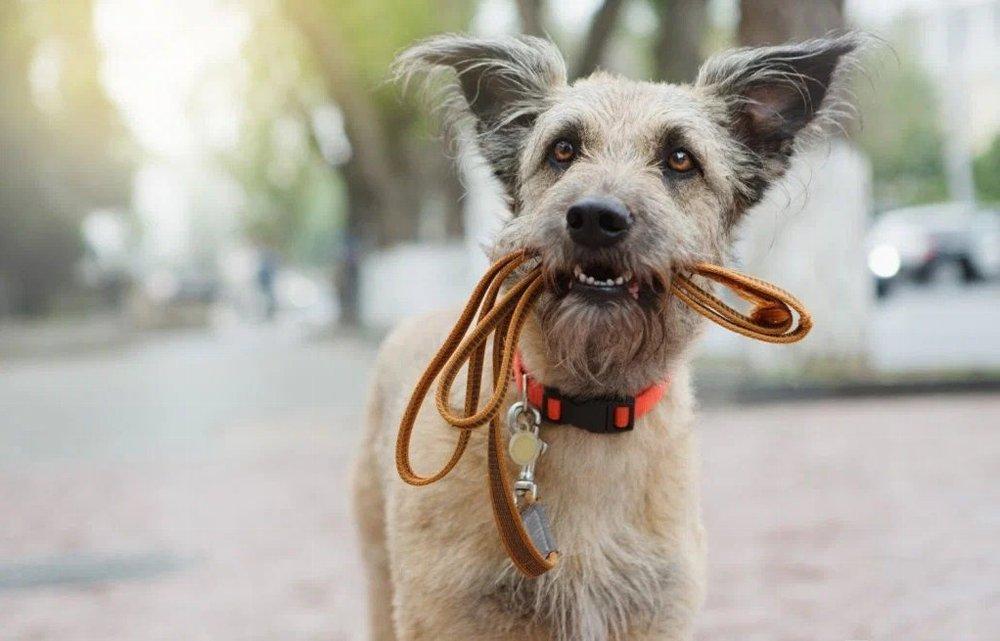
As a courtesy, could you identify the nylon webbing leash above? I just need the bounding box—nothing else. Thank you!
[394,249,811,577]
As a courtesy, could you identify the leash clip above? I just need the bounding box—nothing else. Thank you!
[506,401,545,505]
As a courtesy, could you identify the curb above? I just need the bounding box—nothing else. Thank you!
[699,376,1000,406]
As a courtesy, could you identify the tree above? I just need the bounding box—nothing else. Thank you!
[855,46,948,209]
[573,0,628,78]
[649,0,707,83]
[276,0,472,325]
[516,0,545,37]
[512,0,631,80]
[973,135,1000,204]
[737,0,844,45]
[0,0,133,316]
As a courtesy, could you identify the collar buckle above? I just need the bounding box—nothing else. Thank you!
[540,387,635,434]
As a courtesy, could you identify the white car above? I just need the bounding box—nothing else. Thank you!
[867,203,1000,297]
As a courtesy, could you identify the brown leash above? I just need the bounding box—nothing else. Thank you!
[395,250,811,577]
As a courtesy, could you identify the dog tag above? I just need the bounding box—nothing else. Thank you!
[508,430,542,467]
[520,501,558,557]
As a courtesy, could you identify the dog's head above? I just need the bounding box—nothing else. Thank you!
[396,34,860,396]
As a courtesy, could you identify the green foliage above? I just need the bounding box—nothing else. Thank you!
[304,0,475,146]
[218,2,345,264]
[855,37,948,209]
[224,0,475,265]
[322,0,470,82]
[973,134,1000,204]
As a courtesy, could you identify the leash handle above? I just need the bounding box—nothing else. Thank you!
[394,251,812,578]
[672,263,812,343]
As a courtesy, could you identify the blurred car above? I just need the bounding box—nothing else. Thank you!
[867,203,1000,297]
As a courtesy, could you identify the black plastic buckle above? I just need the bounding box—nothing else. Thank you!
[540,387,635,434]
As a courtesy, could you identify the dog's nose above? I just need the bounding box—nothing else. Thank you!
[566,197,632,248]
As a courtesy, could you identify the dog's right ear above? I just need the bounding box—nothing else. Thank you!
[394,35,567,205]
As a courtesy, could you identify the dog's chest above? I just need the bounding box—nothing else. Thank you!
[478,518,684,641]
[471,446,694,639]
[473,412,699,639]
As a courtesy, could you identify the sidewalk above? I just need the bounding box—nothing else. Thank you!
[0,314,135,360]
[1,332,997,640]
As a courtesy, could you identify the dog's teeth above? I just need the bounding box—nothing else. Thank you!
[573,269,631,288]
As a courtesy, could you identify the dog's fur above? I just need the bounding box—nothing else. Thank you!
[354,33,861,641]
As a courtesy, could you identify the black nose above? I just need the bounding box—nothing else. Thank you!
[566,197,632,248]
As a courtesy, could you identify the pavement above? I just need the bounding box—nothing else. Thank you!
[868,281,1000,373]
[1,326,998,640]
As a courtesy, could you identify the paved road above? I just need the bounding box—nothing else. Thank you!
[1,328,998,640]
[869,282,1000,372]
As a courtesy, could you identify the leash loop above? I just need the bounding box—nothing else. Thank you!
[670,263,812,343]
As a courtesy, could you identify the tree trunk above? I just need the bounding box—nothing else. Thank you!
[337,158,375,327]
[285,1,411,237]
[651,0,707,83]
[284,0,415,326]
[737,0,844,45]
[515,0,545,37]
[573,0,626,78]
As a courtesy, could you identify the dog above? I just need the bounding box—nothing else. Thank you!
[353,33,861,641]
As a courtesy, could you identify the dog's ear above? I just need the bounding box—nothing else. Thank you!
[695,34,862,203]
[394,34,567,204]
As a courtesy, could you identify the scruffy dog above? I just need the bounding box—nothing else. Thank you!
[354,33,861,641]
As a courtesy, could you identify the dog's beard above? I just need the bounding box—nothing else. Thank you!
[535,291,672,397]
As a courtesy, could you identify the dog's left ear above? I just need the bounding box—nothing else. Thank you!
[394,35,567,205]
[696,34,862,203]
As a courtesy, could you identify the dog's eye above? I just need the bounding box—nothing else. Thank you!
[665,148,696,173]
[549,139,577,166]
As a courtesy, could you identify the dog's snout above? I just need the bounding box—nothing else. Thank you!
[566,197,632,248]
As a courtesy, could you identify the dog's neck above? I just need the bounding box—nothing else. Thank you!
[517,316,694,399]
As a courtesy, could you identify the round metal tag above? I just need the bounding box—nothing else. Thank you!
[508,431,542,467]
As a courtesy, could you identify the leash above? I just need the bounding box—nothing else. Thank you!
[395,249,811,577]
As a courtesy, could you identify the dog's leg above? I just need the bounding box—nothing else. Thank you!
[353,380,397,641]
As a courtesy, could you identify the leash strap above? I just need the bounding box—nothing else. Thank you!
[670,263,812,343]
[395,250,557,576]
[395,250,811,577]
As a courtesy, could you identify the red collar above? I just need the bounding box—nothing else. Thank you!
[512,352,668,434]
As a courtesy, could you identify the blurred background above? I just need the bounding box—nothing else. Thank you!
[1,0,997,639]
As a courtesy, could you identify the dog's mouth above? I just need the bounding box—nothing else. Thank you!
[570,263,638,297]
[549,260,664,306]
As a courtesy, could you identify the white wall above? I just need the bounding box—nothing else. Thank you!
[718,141,874,372]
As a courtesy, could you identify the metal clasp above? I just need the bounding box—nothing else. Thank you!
[506,400,540,436]
[506,401,546,505]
